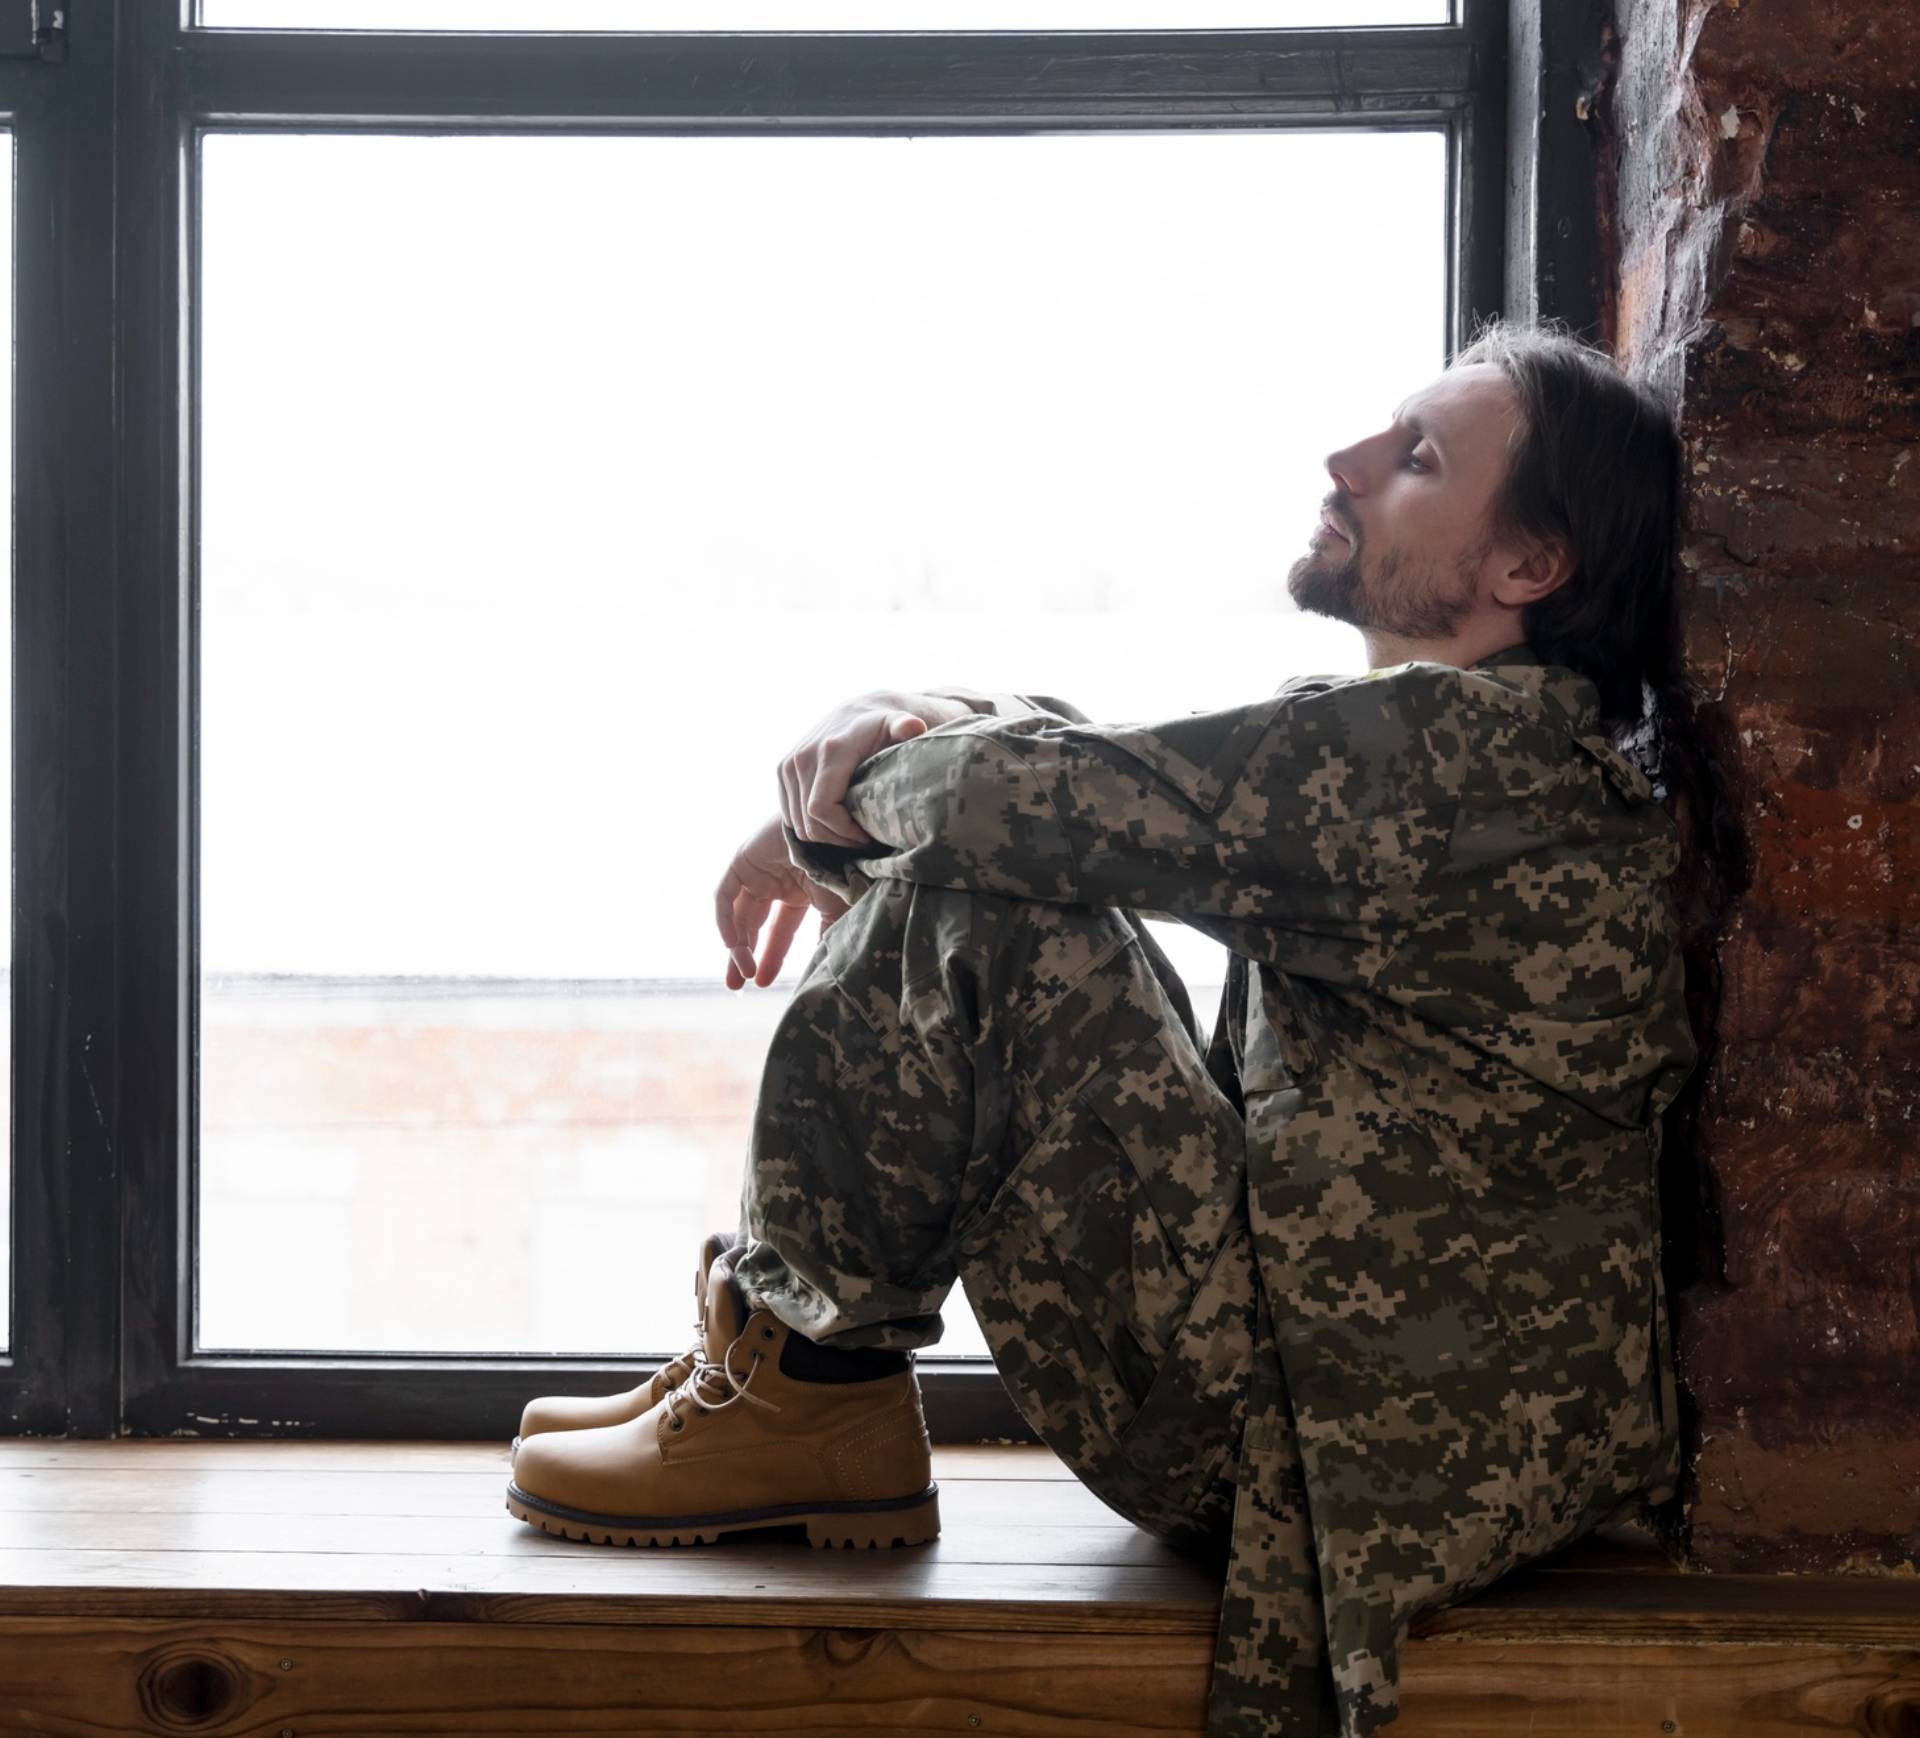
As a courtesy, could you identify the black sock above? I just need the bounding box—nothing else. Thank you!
[778,1330,911,1384]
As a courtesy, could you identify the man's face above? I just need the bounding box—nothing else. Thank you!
[1288,363,1526,640]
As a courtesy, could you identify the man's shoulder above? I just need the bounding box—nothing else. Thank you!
[1241,654,1662,827]
[1288,654,1568,713]
[1267,657,1562,751]
[1284,656,1617,766]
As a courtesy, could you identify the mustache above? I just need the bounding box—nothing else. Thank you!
[1319,494,1359,543]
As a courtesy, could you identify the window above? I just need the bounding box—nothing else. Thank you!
[196,127,1438,1366]
[0,0,1564,1442]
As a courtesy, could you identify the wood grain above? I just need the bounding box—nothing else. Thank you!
[0,1441,1912,1734]
[0,1619,1218,1736]
[0,1441,1079,1480]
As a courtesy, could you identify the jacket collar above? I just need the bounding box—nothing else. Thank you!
[1462,645,1655,801]
[1464,643,1604,739]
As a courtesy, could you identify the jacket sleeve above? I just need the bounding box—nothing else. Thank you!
[784,669,1463,976]
[921,684,1094,725]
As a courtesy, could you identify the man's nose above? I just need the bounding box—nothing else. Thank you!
[1320,437,1367,499]
[1325,451,1364,498]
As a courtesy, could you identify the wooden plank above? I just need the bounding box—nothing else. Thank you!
[3,1534,1912,1650]
[0,1618,1917,1737]
[0,1467,1121,1525]
[0,1617,1215,1735]
[1412,1567,1920,1648]
[0,1440,1078,1480]
[0,1441,1913,1734]
[0,1507,1184,1569]
[0,1554,1220,1633]
[1392,1642,1920,1737]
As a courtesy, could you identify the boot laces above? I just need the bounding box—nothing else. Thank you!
[655,1309,703,1389]
[663,1323,783,1427]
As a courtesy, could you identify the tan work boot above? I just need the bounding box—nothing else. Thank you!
[510,1231,736,1458]
[504,1245,939,1549]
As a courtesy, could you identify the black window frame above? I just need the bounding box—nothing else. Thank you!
[2,0,1602,1444]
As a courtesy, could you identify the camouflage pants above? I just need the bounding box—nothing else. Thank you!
[734,874,1250,1540]
[735,879,1340,1735]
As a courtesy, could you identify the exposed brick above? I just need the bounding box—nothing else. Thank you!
[1610,0,1920,1575]
[1684,1424,1920,1573]
[1720,695,1920,799]
[1739,783,1912,923]
[1687,446,1920,564]
[1691,2,1920,96]
[1694,1102,1920,1290]
[1714,914,1920,1052]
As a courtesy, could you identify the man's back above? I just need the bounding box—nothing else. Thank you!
[786,648,1695,1733]
[1203,650,1695,1727]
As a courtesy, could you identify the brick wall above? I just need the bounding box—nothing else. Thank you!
[1607,0,1918,1571]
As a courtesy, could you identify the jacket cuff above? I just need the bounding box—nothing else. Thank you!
[924,685,1092,726]
[780,821,878,907]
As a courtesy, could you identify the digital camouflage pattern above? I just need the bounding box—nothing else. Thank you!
[736,648,1697,1738]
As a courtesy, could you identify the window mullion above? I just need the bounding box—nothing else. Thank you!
[181,26,1477,128]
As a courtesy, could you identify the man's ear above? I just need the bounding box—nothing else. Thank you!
[1491,534,1575,609]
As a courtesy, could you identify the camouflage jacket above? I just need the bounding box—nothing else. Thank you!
[786,647,1697,1737]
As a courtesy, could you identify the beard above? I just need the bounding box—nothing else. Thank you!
[1288,526,1487,641]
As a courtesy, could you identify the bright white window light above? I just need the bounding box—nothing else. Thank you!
[197,130,1443,1358]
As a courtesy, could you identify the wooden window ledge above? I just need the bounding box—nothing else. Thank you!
[0,1439,1916,1734]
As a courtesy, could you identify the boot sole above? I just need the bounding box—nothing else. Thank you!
[503,1480,941,1550]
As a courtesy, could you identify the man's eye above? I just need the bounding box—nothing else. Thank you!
[1404,451,1430,473]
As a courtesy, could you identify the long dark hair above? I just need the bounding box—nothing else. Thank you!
[1452,319,1741,874]
[1457,319,1747,1539]
[1453,317,1683,743]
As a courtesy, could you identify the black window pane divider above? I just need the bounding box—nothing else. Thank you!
[0,21,117,1438]
[178,26,1479,125]
[0,0,1531,1443]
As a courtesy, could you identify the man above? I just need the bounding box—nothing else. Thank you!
[505,320,1700,1738]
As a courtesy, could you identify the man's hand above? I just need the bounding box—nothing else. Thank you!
[714,814,851,989]
[777,691,972,846]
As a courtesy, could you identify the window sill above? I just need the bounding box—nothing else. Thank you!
[0,1438,1914,1732]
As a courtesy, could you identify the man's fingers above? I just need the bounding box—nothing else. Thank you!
[728,888,770,981]
[778,762,804,836]
[805,804,872,847]
[714,869,743,949]
[810,806,871,848]
[803,735,881,846]
[756,900,810,985]
[714,871,758,979]
[802,767,874,846]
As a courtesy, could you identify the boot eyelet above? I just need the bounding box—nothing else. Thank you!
[669,1418,684,1432]
[761,1327,775,1341]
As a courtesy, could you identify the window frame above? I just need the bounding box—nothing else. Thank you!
[1,0,1602,1443]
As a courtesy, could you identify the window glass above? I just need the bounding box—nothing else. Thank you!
[201,1,1449,30]
[197,129,1442,1356]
